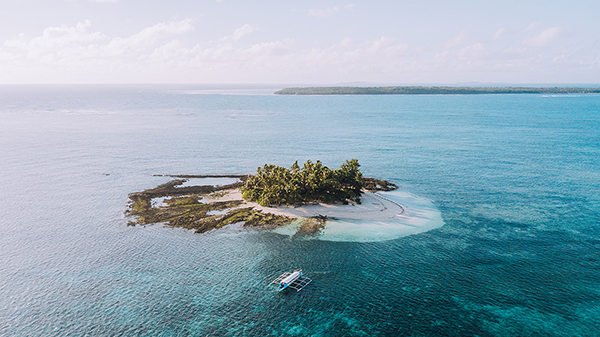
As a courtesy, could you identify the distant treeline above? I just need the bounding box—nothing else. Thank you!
[274,86,600,95]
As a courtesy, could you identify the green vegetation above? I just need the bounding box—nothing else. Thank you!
[240,159,364,206]
[274,86,600,95]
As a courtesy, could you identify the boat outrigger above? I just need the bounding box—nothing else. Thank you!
[269,269,312,292]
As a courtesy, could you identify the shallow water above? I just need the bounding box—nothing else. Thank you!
[0,85,599,336]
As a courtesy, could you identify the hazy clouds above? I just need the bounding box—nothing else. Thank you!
[1,0,598,84]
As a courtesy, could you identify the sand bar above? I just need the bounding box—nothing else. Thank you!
[210,188,443,242]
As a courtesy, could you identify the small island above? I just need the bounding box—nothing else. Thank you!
[274,86,600,95]
[126,159,398,236]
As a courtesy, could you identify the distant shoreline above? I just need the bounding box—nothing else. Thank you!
[274,86,600,95]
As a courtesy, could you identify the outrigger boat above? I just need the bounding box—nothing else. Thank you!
[269,269,312,292]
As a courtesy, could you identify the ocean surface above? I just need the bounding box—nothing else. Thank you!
[0,85,599,336]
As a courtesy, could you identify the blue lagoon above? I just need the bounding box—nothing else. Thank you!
[0,85,599,336]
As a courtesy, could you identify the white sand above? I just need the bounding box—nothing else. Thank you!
[209,188,444,242]
[255,191,404,220]
[209,189,403,220]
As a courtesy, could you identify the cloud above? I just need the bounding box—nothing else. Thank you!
[522,27,561,47]
[522,22,540,33]
[491,28,507,41]
[308,7,340,17]
[443,31,468,48]
[0,19,597,84]
[221,24,259,41]
[457,43,485,60]
[136,19,193,39]
[1,19,193,73]
[105,19,192,52]
[4,20,107,56]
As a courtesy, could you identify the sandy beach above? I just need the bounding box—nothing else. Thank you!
[202,188,444,242]
[205,188,405,221]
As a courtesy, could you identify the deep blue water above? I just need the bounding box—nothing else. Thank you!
[0,85,599,336]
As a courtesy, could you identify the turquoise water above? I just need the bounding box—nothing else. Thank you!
[0,85,599,336]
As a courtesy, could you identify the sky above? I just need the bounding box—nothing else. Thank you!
[1,0,599,84]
